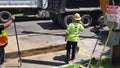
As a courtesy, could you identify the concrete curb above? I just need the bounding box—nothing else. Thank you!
[6,44,66,59]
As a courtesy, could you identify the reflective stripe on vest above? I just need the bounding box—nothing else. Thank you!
[0,30,8,46]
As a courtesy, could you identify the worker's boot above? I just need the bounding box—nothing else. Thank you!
[65,59,69,64]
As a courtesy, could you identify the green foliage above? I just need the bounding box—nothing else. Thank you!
[60,64,80,68]
[81,56,112,68]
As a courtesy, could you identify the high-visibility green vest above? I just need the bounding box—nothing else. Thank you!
[66,22,84,42]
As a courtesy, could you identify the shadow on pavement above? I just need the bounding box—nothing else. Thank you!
[22,59,66,66]
[94,30,109,45]
[37,22,64,30]
[79,35,98,39]
[22,31,65,36]
[53,55,66,62]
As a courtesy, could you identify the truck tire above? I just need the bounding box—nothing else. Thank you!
[0,11,11,23]
[63,15,74,28]
[81,14,92,28]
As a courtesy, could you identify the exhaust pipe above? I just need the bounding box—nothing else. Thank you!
[0,11,11,23]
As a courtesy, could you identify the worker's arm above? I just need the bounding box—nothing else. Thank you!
[79,20,83,24]
[0,25,4,31]
[65,24,71,41]
[80,24,84,31]
[4,16,15,29]
[65,33,68,41]
[79,20,84,31]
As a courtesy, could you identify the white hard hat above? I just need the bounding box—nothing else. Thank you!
[74,13,81,20]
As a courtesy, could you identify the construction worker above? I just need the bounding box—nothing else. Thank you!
[0,16,15,67]
[65,13,84,64]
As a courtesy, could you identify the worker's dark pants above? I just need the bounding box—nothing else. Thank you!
[0,46,5,64]
[66,41,77,61]
[0,44,7,64]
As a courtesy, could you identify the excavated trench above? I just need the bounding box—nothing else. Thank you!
[6,44,66,59]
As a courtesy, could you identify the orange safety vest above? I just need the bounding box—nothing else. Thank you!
[0,30,8,46]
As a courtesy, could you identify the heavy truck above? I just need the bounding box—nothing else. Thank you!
[0,0,49,23]
[48,0,104,28]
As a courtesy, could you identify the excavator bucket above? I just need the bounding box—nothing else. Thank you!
[99,0,109,14]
